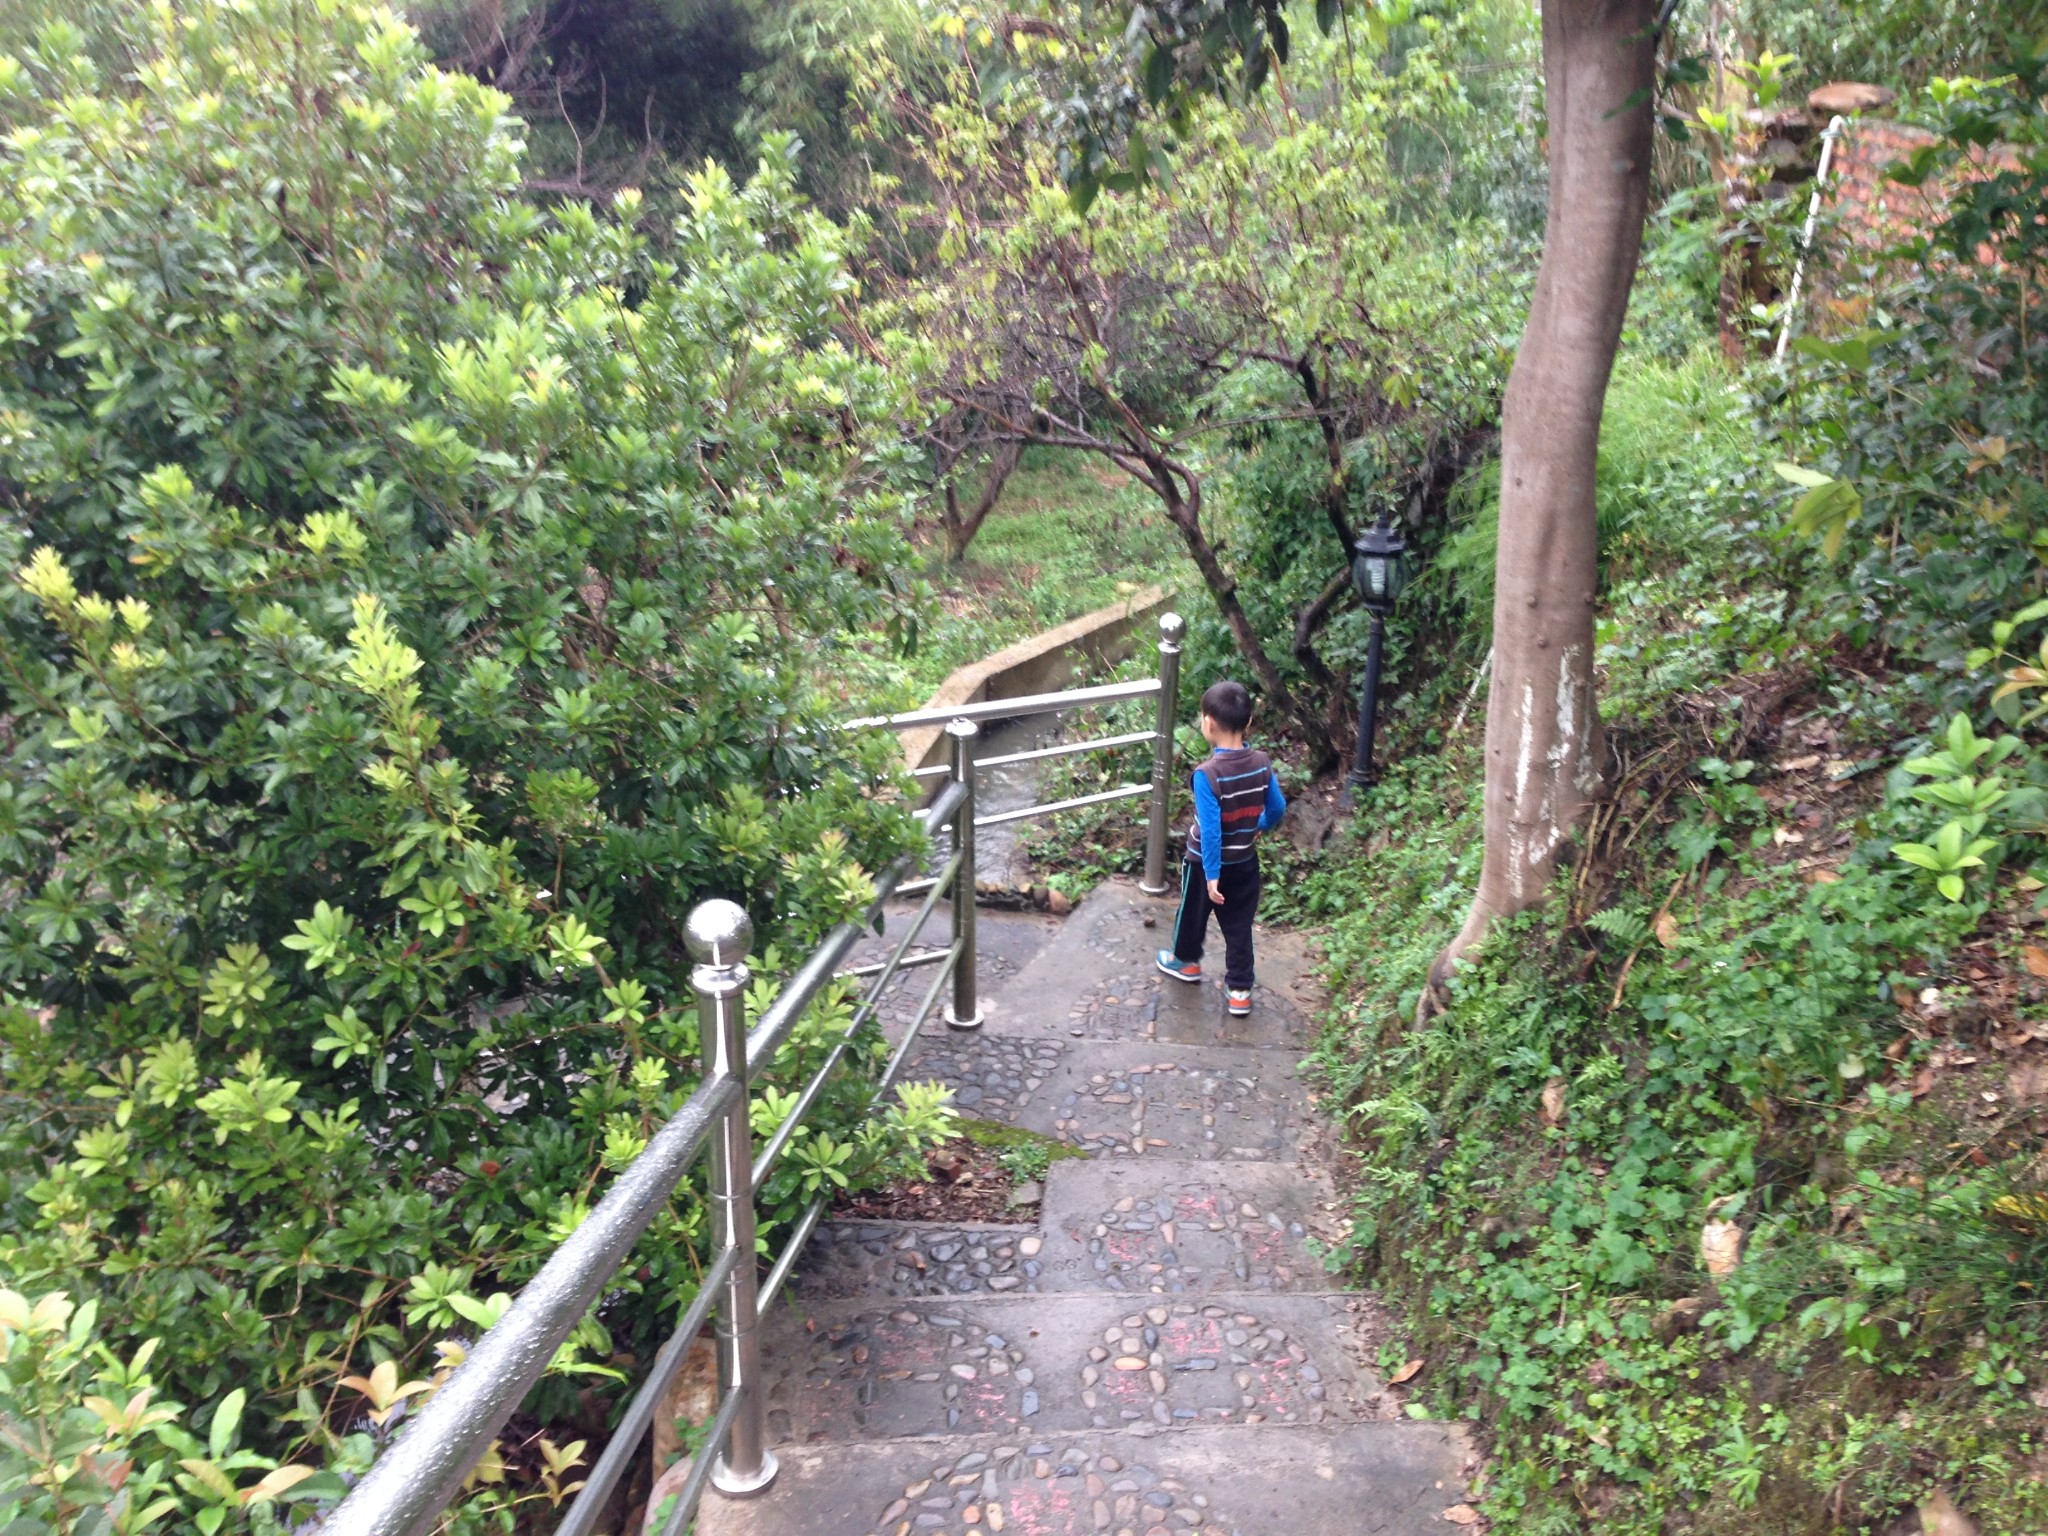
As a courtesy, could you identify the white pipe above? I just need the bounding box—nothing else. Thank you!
[1774,114,1848,363]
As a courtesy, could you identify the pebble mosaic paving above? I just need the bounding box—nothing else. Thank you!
[1027,1045,1304,1161]
[759,1294,1367,1445]
[792,1224,1048,1300]
[701,881,1470,1536]
[862,1443,1226,1536]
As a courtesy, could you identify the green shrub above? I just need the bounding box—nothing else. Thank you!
[0,0,932,1510]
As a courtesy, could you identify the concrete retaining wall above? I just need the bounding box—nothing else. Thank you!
[903,586,1173,772]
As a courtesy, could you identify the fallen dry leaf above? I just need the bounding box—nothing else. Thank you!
[1540,1077,1567,1126]
[1701,1219,1744,1278]
[1653,909,1680,948]
[1774,754,1822,773]
[1909,1066,1937,1098]
[2010,1059,2048,1104]
[1771,826,1805,846]
[1807,867,1841,884]
[1919,1489,1979,1536]
[2024,945,2048,979]
[1441,1506,1481,1527]
[1389,1357,1425,1385]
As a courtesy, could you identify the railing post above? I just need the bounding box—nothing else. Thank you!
[686,901,778,1499]
[944,717,982,1030]
[1141,612,1186,895]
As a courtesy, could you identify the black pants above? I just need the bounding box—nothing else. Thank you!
[1170,854,1261,990]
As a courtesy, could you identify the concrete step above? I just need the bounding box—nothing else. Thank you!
[902,1038,1310,1162]
[693,1421,1474,1536]
[758,1291,1379,1445]
[967,880,1322,1050]
[786,1162,1334,1303]
[1034,1160,1335,1296]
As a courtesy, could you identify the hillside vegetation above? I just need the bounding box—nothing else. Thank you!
[1,0,2045,1532]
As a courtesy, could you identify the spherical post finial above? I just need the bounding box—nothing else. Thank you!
[684,899,754,967]
[1158,611,1186,646]
[943,716,979,742]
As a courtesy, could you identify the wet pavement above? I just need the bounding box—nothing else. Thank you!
[699,879,1473,1536]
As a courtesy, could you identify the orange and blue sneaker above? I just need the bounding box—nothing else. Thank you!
[1156,951,1201,983]
[1226,987,1253,1017]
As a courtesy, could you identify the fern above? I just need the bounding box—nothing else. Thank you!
[1585,905,1650,946]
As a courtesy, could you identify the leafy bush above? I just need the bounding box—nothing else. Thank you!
[0,0,934,1511]
[1763,64,2047,713]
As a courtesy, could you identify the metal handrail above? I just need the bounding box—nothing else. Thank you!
[554,1243,739,1536]
[316,765,979,1536]
[315,615,1190,1536]
[976,781,1151,829]
[846,676,1159,731]
[316,1068,745,1536]
[750,848,963,1187]
[910,726,1162,780]
[891,614,1186,892]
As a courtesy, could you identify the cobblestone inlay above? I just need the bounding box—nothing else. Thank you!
[867,1444,1228,1536]
[1064,977,1160,1040]
[1060,1187,1305,1293]
[907,1036,1069,1123]
[1055,972,1312,1047]
[1077,1304,1332,1428]
[1047,1062,1290,1159]
[767,1308,1042,1442]
[862,948,1025,1036]
[793,1224,1046,1299]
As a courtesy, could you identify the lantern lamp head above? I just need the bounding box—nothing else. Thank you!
[1350,520,1410,614]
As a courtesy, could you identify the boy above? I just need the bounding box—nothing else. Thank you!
[1156,680,1286,1016]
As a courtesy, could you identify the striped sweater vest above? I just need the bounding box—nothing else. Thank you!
[1186,748,1274,867]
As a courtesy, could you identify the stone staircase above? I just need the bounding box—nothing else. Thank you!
[697,879,1473,1536]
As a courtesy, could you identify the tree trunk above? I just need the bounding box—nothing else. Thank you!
[1293,566,1355,750]
[940,437,1026,561]
[1159,478,1339,766]
[1426,0,1656,1009]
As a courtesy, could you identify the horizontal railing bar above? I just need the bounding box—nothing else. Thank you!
[757,1193,829,1314]
[910,727,1162,779]
[749,853,959,1188]
[741,917,869,1081]
[893,877,938,897]
[316,1069,745,1536]
[878,940,963,1096]
[744,845,934,1080]
[974,782,1151,829]
[654,1381,747,1536]
[846,678,1158,732]
[854,848,961,1009]
[920,777,969,826]
[837,947,953,977]
[553,1242,741,1536]
[757,938,963,1315]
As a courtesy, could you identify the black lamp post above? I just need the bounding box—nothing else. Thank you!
[1344,517,1410,797]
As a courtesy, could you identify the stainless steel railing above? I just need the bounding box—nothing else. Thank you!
[314,611,1185,1536]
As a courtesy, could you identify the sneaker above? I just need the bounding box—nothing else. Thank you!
[1156,951,1202,983]
[1226,988,1253,1016]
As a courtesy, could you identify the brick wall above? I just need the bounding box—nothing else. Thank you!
[1824,116,2021,262]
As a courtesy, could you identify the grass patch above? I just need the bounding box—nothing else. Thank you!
[956,1116,1089,1163]
[958,1116,1089,1185]
[906,450,1184,695]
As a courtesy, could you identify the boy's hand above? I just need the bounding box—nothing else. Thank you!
[1207,879,1225,905]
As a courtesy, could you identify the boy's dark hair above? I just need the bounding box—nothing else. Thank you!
[1200,680,1253,735]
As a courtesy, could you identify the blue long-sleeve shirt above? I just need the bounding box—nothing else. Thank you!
[1191,749,1286,880]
